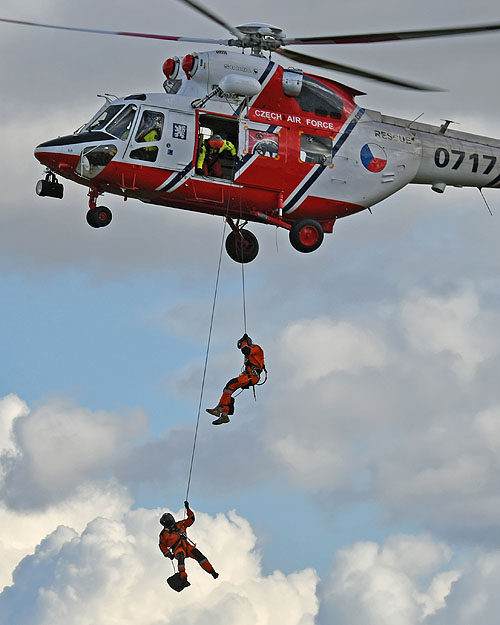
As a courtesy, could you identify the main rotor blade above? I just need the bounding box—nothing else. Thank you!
[276,48,442,91]
[0,17,229,45]
[175,0,245,40]
[283,22,500,45]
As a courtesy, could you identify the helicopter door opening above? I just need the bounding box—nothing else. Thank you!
[195,114,239,181]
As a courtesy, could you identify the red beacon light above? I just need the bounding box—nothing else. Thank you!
[162,57,180,79]
[181,53,199,80]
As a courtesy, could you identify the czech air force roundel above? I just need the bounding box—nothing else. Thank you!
[360,143,387,172]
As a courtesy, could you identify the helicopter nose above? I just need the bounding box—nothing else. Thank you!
[34,135,81,174]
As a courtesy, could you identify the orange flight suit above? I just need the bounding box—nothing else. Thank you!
[218,340,265,414]
[158,507,216,580]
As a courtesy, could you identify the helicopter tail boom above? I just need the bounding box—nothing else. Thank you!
[367,110,500,191]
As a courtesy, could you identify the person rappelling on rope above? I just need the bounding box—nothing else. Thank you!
[159,500,219,591]
[206,333,266,425]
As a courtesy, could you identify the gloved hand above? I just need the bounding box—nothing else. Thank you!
[184,500,190,510]
[165,552,174,559]
[195,168,204,175]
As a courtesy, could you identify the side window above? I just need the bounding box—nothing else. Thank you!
[248,129,279,158]
[77,144,118,179]
[135,111,164,142]
[300,134,333,165]
[130,110,165,163]
[106,104,137,140]
[295,76,344,119]
[130,145,158,162]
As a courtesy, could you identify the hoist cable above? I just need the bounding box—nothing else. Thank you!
[237,177,248,335]
[241,262,247,334]
[185,219,227,502]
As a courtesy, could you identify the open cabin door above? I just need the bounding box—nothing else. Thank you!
[194,113,240,182]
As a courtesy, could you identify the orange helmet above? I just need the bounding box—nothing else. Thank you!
[209,134,224,149]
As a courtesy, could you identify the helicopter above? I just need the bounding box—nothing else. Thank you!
[3,1,500,263]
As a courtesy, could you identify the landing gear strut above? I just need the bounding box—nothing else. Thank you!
[35,171,64,199]
[86,187,112,228]
[225,218,259,263]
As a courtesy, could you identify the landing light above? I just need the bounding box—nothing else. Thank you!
[163,57,180,80]
[181,53,199,80]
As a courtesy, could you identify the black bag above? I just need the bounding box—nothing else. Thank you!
[166,572,191,592]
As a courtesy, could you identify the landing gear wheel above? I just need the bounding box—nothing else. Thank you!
[225,229,259,263]
[86,206,112,228]
[289,219,324,253]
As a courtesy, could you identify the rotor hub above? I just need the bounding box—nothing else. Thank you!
[233,23,285,51]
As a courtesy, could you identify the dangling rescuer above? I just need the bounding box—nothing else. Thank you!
[159,501,218,589]
[206,333,265,425]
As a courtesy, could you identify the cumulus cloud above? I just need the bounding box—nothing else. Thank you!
[317,534,460,625]
[0,395,148,509]
[278,318,388,384]
[400,288,500,380]
[0,483,131,592]
[263,284,500,540]
[0,394,28,457]
[0,506,318,625]
[426,549,500,625]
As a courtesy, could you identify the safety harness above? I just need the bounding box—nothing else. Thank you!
[166,525,196,556]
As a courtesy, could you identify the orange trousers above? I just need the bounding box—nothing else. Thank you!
[219,372,259,412]
[174,542,216,579]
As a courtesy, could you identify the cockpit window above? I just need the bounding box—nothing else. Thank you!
[88,104,124,132]
[295,76,344,119]
[106,104,138,140]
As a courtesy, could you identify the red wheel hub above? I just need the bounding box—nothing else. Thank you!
[299,225,320,247]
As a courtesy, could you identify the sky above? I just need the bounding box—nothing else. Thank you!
[2,0,500,623]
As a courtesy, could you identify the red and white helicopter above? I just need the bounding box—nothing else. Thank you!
[3,1,500,262]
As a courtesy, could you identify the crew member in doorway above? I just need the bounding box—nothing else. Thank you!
[159,501,219,587]
[206,333,265,425]
[196,133,236,177]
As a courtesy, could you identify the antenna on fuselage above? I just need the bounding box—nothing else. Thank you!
[479,188,494,216]
[97,94,117,103]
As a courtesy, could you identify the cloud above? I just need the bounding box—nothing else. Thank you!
[426,550,500,625]
[262,284,500,539]
[0,394,28,457]
[278,318,388,384]
[317,534,460,625]
[0,506,318,625]
[0,482,131,592]
[400,288,500,380]
[0,395,148,509]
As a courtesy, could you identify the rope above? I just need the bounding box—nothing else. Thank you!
[237,171,248,335]
[184,128,248,502]
[241,262,247,334]
[185,220,227,502]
